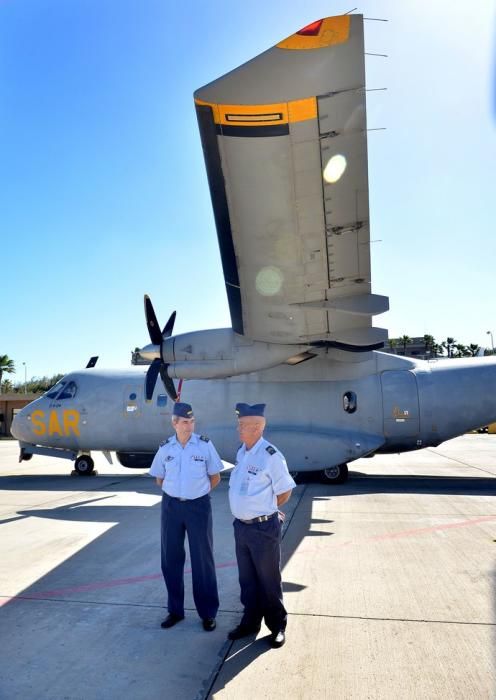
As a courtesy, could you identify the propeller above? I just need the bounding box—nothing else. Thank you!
[142,295,178,402]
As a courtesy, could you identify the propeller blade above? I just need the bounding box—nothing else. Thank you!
[159,365,178,402]
[144,295,162,346]
[86,356,98,369]
[162,311,176,339]
[145,358,161,401]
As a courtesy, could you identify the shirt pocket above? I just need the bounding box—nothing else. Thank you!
[189,456,207,478]
[164,457,179,480]
[246,468,269,495]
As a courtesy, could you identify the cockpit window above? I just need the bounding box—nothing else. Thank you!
[45,381,77,400]
[45,382,65,399]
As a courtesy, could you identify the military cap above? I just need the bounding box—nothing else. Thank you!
[172,402,194,418]
[235,403,266,417]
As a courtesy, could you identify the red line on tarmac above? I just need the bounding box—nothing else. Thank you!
[1,560,237,606]
[366,514,496,542]
[294,514,496,554]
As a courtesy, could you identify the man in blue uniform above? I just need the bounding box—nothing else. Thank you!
[228,403,296,648]
[149,402,223,631]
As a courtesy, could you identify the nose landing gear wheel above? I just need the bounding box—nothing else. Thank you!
[319,463,348,484]
[74,455,95,476]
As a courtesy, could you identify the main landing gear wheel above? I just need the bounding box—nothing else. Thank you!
[74,455,95,476]
[319,463,348,485]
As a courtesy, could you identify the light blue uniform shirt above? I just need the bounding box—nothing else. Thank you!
[229,437,296,520]
[149,433,223,500]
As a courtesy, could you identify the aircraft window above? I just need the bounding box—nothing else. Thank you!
[129,392,137,400]
[57,381,77,400]
[45,382,66,399]
[343,391,357,414]
[157,394,167,407]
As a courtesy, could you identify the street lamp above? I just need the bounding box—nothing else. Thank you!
[22,362,27,394]
[486,331,494,354]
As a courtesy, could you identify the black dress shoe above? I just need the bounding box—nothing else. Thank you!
[160,613,184,629]
[269,630,286,648]
[227,624,260,641]
[202,618,216,631]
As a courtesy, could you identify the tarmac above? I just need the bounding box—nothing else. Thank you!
[0,435,495,700]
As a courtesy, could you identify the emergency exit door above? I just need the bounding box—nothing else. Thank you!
[381,370,420,438]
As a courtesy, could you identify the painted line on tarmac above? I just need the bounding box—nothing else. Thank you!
[295,513,496,554]
[0,560,237,606]
[426,447,496,477]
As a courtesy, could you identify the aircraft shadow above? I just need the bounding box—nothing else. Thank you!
[1,471,495,698]
[0,478,313,699]
[0,472,152,492]
[296,471,496,497]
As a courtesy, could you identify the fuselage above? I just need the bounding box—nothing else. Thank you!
[11,352,496,471]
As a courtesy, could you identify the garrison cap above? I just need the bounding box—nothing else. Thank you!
[235,403,266,418]
[172,402,194,418]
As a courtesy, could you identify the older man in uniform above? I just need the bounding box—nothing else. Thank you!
[228,403,296,648]
[149,402,223,631]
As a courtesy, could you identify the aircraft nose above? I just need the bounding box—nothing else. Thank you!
[11,408,32,442]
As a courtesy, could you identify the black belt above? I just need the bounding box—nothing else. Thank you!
[237,512,278,525]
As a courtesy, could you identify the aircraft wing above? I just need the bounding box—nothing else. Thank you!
[195,15,388,351]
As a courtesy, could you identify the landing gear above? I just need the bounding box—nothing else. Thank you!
[319,463,348,485]
[74,454,95,476]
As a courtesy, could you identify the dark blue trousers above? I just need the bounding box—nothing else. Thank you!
[161,493,219,620]
[233,516,287,633]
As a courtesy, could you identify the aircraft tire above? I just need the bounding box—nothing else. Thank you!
[74,455,95,476]
[320,463,348,485]
[20,452,33,461]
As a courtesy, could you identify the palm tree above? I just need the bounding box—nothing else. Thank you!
[453,343,468,358]
[388,338,397,354]
[442,337,456,358]
[0,355,15,394]
[0,378,14,393]
[423,334,436,357]
[399,335,411,355]
[468,344,481,357]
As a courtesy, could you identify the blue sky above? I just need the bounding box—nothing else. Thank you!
[1,0,495,381]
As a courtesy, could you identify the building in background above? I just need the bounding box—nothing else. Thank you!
[0,394,41,437]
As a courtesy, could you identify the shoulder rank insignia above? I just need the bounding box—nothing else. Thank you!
[200,435,210,442]
[159,438,170,447]
[266,445,276,455]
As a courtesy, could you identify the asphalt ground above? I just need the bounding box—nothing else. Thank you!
[0,436,495,699]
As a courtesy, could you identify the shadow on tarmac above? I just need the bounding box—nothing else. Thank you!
[2,470,496,496]
[297,471,496,497]
[0,477,309,698]
[1,470,495,697]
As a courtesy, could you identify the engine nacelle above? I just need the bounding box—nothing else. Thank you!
[162,329,310,379]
